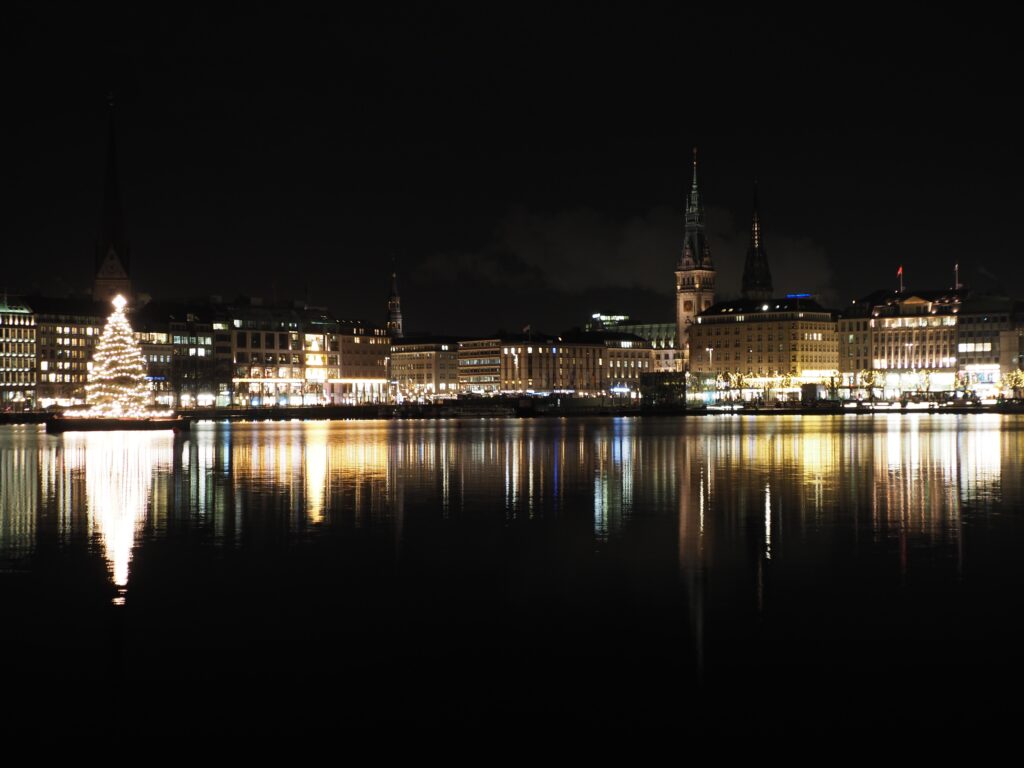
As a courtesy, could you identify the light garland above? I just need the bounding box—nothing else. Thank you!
[65,295,174,419]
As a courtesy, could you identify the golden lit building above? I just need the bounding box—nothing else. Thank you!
[0,298,36,409]
[688,295,838,390]
[839,289,1024,397]
[461,331,654,397]
[27,296,105,408]
[458,338,502,394]
[838,290,960,394]
[325,322,390,404]
[228,301,391,406]
[390,337,460,401]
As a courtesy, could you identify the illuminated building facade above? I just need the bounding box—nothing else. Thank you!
[458,338,502,394]
[390,337,460,401]
[0,299,36,408]
[675,149,716,368]
[28,297,105,408]
[839,290,1024,397]
[460,332,654,397]
[587,313,681,372]
[229,301,332,406]
[688,296,839,390]
[953,296,1023,395]
[324,322,391,404]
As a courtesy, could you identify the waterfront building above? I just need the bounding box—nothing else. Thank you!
[460,331,654,397]
[688,295,839,398]
[325,321,391,404]
[687,182,838,400]
[954,295,1023,396]
[587,313,681,372]
[458,338,503,394]
[675,149,716,368]
[28,296,106,408]
[838,289,1024,398]
[135,300,226,407]
[0,298,36,409]
[390,336,460,401]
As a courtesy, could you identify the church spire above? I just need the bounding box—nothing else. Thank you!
[93,95,133,302]
[741,180,773,301]
[386,266,404,339]
[679,147,711,270]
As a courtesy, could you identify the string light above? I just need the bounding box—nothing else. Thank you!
[65,295,174,419]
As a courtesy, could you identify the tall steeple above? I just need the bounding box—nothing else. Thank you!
[678,147,712,270]
[93,95,133,303]
[386,269,404,339]
[741,181,773,301]
[675,147,716,368]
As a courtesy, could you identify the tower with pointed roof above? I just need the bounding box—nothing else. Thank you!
[675,148,716,368]
[386,271,404,339]
[92,97,133,304]
[741,181,773,301]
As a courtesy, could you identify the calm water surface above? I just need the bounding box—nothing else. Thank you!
[1,415,1022,727]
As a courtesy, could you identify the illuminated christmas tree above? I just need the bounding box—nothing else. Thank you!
[76,295,160,418]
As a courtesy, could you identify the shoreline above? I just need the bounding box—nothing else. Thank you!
[4,401,1024,426]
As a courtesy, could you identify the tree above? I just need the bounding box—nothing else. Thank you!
[858,369,879,402]
[77,295,158,418]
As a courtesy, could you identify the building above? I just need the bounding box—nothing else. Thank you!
[839,289,1024,398]
[688,296,839,398]
[93,99,133,304]
[686,180,839,400]
[28,296,106,408]
[326,321,391,404]
[135,300,227,407]
[0,298,36,409]
[587,313,681,372]
[458,338,503,394]
[391,336,460,401]
[838,290,960,396]
[675,148,716,368]
[955,295,1023,396]
[460,331,654,397]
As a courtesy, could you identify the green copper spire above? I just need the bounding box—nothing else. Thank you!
[742,180,773,301]
[679,147,711,270]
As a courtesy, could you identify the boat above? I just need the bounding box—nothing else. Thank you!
[45,414,191,433]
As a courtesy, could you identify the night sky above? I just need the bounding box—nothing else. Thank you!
[5,5,1022,335]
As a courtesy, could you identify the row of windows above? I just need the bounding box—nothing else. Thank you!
[38,325,99,336]
[0,372,33,383]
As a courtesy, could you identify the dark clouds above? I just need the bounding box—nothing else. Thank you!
[413,201,836,333]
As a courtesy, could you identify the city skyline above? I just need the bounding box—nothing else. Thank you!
[5,7,1023,336]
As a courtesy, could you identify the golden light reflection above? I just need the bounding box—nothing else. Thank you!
[69,431,173,603]
[3,415,1024,614]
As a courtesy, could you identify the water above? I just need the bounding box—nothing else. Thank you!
[1,415,1022,729]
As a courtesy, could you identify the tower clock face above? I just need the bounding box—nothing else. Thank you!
[684,301,694,312]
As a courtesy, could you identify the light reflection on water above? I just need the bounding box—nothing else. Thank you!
[0,415,1019,618]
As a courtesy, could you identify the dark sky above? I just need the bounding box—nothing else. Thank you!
[5,4,1022,334]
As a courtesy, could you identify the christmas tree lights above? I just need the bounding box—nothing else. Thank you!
[66,295,173,419]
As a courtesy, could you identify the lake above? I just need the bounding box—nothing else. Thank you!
[1,415,1021,730]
